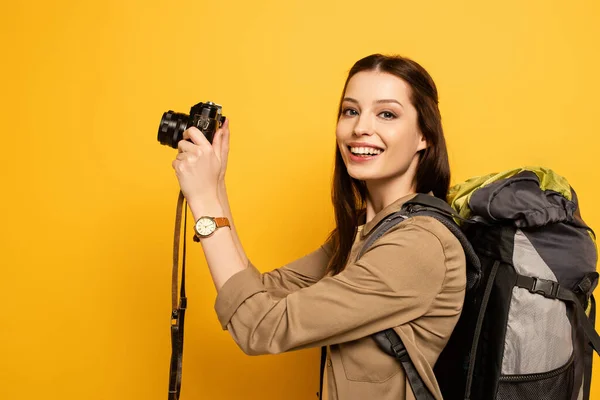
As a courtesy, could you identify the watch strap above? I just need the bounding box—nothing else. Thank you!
[214,217,230,228]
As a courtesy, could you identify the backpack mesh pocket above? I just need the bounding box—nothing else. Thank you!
[496,355,574,400]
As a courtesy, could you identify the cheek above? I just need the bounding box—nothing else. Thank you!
[337,117,356,139]
[335,121,347,142]
[335,124,349,157]
[381,130,419,158]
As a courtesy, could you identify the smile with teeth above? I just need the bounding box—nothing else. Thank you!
[349,146,384,157]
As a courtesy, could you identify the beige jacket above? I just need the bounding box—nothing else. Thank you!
[214,193,466,399]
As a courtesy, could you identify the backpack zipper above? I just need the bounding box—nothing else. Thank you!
[498,354,574,382]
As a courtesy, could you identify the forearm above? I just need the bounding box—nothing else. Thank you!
[218,183,249,267]
[189,197,247,291]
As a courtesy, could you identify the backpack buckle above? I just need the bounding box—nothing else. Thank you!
[391,343,408,360]
[531,277,559,299]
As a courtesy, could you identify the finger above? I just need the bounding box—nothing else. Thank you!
[181,126,196,140]
[177,138,198,154]
[183,127,211,149]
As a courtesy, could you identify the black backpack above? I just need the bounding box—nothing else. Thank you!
[336,168,600,400]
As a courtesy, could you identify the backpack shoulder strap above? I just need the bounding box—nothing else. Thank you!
[359,194,480,400]
[358,194,482,290]
[405,193,457,215]
[584,295,596,400]
[373,329,436,399]
[405,195,482,291]
[356,212,409,261]
[355,194,456,261]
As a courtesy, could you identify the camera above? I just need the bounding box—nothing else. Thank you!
[157,101,226,148]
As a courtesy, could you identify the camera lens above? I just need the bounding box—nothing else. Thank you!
[158,111,189,149]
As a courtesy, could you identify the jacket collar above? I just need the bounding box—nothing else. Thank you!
[359,192,427,238]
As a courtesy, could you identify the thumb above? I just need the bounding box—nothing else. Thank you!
[212,125,225,161]
[220,118,230,161]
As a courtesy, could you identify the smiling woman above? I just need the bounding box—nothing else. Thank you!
[172,54,465,400]
[328,55,451,278]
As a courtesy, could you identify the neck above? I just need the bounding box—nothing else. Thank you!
[364,156,421,223]
[365,177,416,223]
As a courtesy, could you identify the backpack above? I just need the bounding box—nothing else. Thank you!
[348,167,600,400]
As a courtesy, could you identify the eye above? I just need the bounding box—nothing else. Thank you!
[342,108,359,117]
[379,111,397,120]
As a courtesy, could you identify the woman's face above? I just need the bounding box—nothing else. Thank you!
[336,70,427,184]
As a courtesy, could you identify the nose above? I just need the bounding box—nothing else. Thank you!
[353,114,374,136]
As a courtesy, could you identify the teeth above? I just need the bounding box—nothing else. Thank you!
[350,146,383,155]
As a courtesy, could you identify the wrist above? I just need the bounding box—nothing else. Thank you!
[217,182,227,197]
[188,196,224,221]
[217,182,230,207]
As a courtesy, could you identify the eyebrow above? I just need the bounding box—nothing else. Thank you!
[343,97,404,108]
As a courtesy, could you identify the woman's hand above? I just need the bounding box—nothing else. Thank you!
[171,118,246,291]
[171,119,230,216]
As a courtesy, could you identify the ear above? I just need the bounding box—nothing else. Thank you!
[416,132,428,152]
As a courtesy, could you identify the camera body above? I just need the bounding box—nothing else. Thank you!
[158,101,226,148]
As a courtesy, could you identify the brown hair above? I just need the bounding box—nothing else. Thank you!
[326,54,451,276]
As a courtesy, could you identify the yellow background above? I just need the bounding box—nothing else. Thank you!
[1,0,599,399]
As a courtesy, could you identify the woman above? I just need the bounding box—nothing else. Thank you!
[172,54,466,400]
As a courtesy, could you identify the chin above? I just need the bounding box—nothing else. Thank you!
[347,167,379,182]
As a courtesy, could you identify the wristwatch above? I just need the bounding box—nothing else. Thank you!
[193,216,231,241]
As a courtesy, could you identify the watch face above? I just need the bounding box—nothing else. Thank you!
[195,217,217,236]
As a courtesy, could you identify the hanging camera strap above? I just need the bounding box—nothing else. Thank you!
[168,191,188,400]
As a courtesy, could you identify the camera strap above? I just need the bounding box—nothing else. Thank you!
[168,191,188,400]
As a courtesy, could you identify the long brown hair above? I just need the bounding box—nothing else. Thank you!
[326,54,451,276]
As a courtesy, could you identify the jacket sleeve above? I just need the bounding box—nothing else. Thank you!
[257,242,332,297]
[214,218,461,355]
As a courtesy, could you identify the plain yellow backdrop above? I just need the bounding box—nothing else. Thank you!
[1,0,599,399]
